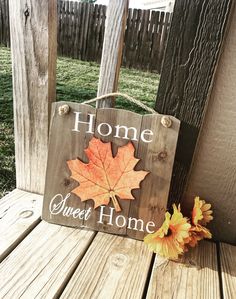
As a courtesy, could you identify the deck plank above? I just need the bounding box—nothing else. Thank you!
[0,221,95,299]
[60,232,153,299]
[146,241,220,299]
[0,189,42,262]
[220,243,236,299]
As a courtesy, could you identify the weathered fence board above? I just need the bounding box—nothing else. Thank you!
[9,0,57,194]
[155,0,233,206]
[0,0,171,73]
[0,0,10,47]
[97,0,129,107]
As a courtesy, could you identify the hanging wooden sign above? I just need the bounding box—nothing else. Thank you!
[42,101,180,240]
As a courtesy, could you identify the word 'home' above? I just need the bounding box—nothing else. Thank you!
[72,112,154,143]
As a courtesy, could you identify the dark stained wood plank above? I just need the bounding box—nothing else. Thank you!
[150,11,161,72]
[74,1,82,59]
[98,5,106,63]
[86,3,95,60]
[155,0,234,206]
[72,1,78,58]
[81,2,90,60]
[42,102,96,227]
[60,0,66,55]
[84,108,143,235]
[122,7,132,67]
[159,12,170,70]
[128,114,180,240]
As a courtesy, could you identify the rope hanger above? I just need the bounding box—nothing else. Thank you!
[82,92,157,114]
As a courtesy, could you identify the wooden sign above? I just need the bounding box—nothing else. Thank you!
[42,101,180,240]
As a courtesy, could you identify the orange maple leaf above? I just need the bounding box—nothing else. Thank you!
[67,137,149,212]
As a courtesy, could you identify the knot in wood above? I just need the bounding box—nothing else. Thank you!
[111,253,128,268]
[158,151,168,161]
[161,116,172,128]
[24,8,30,18]
[19,210,34,219]
[58,104,70,116]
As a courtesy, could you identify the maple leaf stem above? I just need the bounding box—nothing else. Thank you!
[110,192,121,212]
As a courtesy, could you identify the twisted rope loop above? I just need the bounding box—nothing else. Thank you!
[82,92,157,114]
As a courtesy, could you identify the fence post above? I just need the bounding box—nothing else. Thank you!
[155,0,234,205]
[9,0,57,194]
[97,0,129,108]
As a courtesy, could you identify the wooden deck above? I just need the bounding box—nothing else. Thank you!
[0,189,235,299]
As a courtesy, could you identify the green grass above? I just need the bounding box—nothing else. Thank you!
[0,46,159,197]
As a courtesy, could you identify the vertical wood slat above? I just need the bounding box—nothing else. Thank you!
[155,0,234,206]
[128,114,180,239]
[86,3,95,60]
[0,0,10,46]
[84,109,143,235]
[42,102,96,227]
[9,0,57,194]
[73,1,79,59]
[97,0,129,108]
[68,0,74,58]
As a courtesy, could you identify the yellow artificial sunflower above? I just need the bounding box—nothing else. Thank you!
[186,224,212,247]
[185,196,213,248]
[192,196,213,226]
[144,204,191,259]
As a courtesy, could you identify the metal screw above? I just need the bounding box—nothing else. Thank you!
[161,116,172,128]
[58,104,70,116]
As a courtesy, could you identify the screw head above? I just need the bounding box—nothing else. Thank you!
[58,104,70,116]
[161,116,172,128]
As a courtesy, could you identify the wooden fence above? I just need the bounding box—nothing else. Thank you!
[0,0,10,47]
[0,0,171,73]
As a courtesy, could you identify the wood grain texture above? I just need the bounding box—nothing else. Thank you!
[0,221,95,299]
[220,243,236,299]
[155,0,233,206]
[0,189,42,262]
[9,0,57,194]
[146,241,220,299]
[60,232,153,299]
[184,2,236,244]
[42,102,96,227]
[0,0,10,46]
[42,102,179,240]
[128,114,180,239]
[97,0,129,107]
[85,108,143,235]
